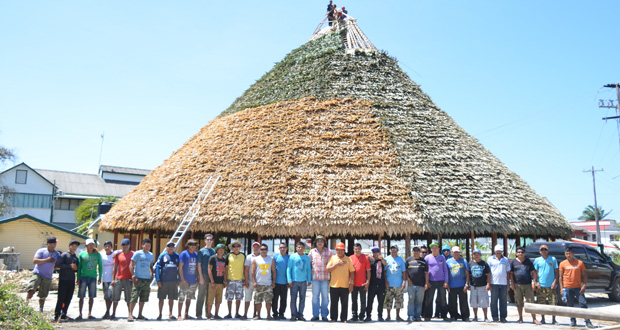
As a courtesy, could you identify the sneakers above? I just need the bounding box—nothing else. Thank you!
[585,321,595,328]
[500,318,508,323]
[310,316,319,321]
[570,320,577,327]
[322,317,329,322]
[364,316,372,322]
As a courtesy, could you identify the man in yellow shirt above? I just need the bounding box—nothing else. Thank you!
[326,242,355,322]
[224,241,246,319]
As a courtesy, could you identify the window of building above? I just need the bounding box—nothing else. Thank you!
[15,170,27,184]
[54,198,83,211]
[7,193,52,209]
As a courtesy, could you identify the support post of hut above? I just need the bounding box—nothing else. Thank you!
[515,235,521,248]
[470,232,475,255]
[427,233,432,247]
[550,236,556,242]
[347,236,354,256]
[503,234,508,257]
[533,234,537,242]
[465,236,470,261]
[491,233,498,251]
[155,229,161,257]
[257,235,262,243]
[377,234,382,249]
[138,229,144,246]
[437,234,442,249]
[149,230,153,244]
[113,229,119,250]
[405,234,411,258]
[386,237,391,255]
[294,235,301,245]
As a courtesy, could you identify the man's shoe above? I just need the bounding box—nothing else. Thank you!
[570,320,577,327]
[585,321,595,328]
[290,317,297,321]
[364,316,372,322]
[310,316,319,321]
[424,317,431,322]
[500,318,508,323]
[298,317,306,321]
[349,317,359,322]
[396,316,405,322]
[443,318,452,322]
[378,316,385,322]
[322,317,329,322]
[279,316,287,320]
[224,314,232,319]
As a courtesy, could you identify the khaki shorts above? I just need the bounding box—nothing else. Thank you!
[179,283,197,302]
[514,283,535,308]
[253,285,273,303]
[384,287,404,309]
[536,287,557,305]
[208,283,224,305]
[27,273,52,298]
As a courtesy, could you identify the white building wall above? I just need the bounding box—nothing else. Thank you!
[0,164,54,194]
[52,210,76,224]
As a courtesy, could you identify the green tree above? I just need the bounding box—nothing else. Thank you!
[0,140,15,217]
[74,196,118,234]
[578,205,613,221]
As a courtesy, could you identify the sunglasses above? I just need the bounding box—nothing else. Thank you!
[260,248,268,251]
[540,248,548,251]
[516,251,524,254]
[189,243,197,246]
[279,247,287,249]
[121,243,129,246]
[205,238,213,241]
[232,245,241,248]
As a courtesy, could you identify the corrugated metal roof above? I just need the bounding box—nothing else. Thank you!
[36,169,137,198]
[99,165,150,176]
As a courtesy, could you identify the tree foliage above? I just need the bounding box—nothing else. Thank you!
[578,205,613,221]
[0,138,15,217]
[74,196,118,234]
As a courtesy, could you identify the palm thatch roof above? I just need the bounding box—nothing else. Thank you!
[101,23,572,238]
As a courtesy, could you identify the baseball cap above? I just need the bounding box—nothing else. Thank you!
[494,244,504,252]
[371,246,380,253]
[539,244,549,250]
[429,243,439,248]
[85,238,96,246]
[47,236,58,244]
[215,244,226,251]
[252,242,261,247]
[166,241,176,247]
[473,249,481,254]
[335,242,346,250]
[315,235,326,242]
[69,240,80,246]
[452,246,461,253]
[121,238,130,245]
[390,245,398,250]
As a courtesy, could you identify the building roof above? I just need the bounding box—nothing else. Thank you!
[0,214,89,240]
[0,162,56,187]
[99,165,151,177]
[36,169,137,198]
[571,220,618,233]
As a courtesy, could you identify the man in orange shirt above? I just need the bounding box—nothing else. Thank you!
[326,242,355,322]
[558,247,594,328]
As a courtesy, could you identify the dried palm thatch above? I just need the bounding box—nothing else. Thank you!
[101,25,572,238]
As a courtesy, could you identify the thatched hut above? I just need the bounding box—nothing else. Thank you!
[100,19,572,256]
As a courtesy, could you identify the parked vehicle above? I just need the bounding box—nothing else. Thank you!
[524,241,620,302]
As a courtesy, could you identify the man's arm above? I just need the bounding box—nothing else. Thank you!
[251,259,258,288]
[130,260,137,284]
[208,263,215,284]
[558,267,564,291]
[580,268,588,294]
[198,260,205,285]
[401,270,407,290]
[271,259,276,288]
[552,268,559,289]
[179,261,186,284]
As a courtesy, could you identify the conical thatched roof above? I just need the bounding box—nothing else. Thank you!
[101,22,572,238]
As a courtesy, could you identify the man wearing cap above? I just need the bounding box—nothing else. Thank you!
[196,233,215,319]
[533,244,559,325]
[326,242,355,322]
[405,246,428,322]
[178,238,199,320]
[111,238,133,320]
[559,246,595,328]
[446,246,470,322]
[243,241,261,319]
[156,241,180,320]
[384,245,407,322]
[54,239,80,321]
[224,240,246,319]
[509,246,538,324]
[423,242,450,322]
[309,234,333,321]
[129,238,154,321]
[77,238,103,320]
[288,241,312,321]
[366,246,387,322]
[349,243,370,322]
[208,244,228,319]
[26,236,61,312]
[101,241,117,319]
[272,241,290,320]
[488,244,510,323]
[469,248,491,322]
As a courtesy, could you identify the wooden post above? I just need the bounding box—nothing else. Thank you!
[550,236,556,242]
[257,235,262,244]
[437,234,442,249]
[347,236,354,256]
[149,230,154,243]
[491,233,498,251]
[427,232,432,248]
[465,236,470,262]
[405,233,411,258]
[113,229,119,250]
[515,235,521,248]
[503,234,508,257]
[386,237,391,255]
[155,229,161,258]
[524,303,620,322]
[533,234,537,242]
[138,229,144,246]
[470,232,475,255]
[377,234,382,249]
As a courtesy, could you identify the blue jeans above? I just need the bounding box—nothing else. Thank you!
[407,285,425,319]
[78,277,97,299]
[311,280,329,317]
[565,288,590,324]
[490,284,507,320]
[290,281,307,318]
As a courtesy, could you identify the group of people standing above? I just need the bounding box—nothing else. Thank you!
[26,235,593,327]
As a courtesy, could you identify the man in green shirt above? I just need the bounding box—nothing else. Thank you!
[77,238,103,320]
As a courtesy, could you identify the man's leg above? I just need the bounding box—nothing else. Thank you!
[458,288,469,321]
[54,280,68,320]
[320,280,330,318]
[196,280,206,318]
[438,284,448,320]
[377,288,385,319]
[366,286,376,320]
[424,283,437,319]
[340,288,349,322]
[490,285,499,321]
[448,287,457,320]
[351,287,359,320]
[88,298,94,317]
[360,287,367,320]
[499,285,507,321]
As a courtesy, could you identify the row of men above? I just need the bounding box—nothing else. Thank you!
[26,235,593,327]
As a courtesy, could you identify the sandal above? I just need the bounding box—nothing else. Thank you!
[137,315,148,321]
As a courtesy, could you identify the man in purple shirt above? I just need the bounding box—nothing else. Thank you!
[26,236,61,311]
[423,243,449,322]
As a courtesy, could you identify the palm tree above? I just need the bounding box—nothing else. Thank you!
[578,205,613,221]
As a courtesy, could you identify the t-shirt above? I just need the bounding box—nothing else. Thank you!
[114,251,134,280]
[559,259,586,289]
[101,251,116,283]
[32,248,61,279]
[510,257,535,285]
[57,251,78,281]
[469,260,491,287]
[385,255,406,287]
[405,256,428,287]
[253,255,273,286]
[180,250,198,284]
[273,253,290,285]
[132,250,154,280]
[245,253,260,284]
[488,255,510,285]
[534,256,559,288]
[156,252,180,283]
[425,254,449,283]
[446,257,469,288]
[227,252,245,281]
[350,254,371,287]
[327,255,354,288]
[77,250,103,280]
[369,258,386,287]
[287,253,311,283]
[197,247,216,275]
[209,254,228,284]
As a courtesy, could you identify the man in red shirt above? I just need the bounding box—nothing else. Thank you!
[559,247,594,328]
[349,243,370,322]
[110,239,134,320]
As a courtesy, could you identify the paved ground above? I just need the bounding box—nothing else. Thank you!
[21,290,619,329]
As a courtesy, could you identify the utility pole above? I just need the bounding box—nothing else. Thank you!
[599,83,620,150]
[583,166,603,246]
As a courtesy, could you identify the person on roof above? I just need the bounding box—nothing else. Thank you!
[341,6,348,19]
[327,1,335,27]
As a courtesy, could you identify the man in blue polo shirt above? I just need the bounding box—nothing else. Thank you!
[446,246,469,322]
[272,242,290,319]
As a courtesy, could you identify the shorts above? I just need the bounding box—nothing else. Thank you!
[253,285,273,303]
[158,281,179,300]
[514,283,535,308]
[384,287,404,309]
[536,287,557,305]
[226,280,244,301]
[78,277,97,298]
[112,278,133,302]
[179,283,197,302]
[26,273,52,298]
[208,283,224,305]
[470,285,489,308]
[130,278,151,303]
[244,284,254,302]
[102,282,113,300]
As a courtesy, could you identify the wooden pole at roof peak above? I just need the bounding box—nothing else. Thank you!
[465,236,470,261]
[426,233,432,248]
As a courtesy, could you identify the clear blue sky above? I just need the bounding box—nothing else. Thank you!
[1,1,619,222]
